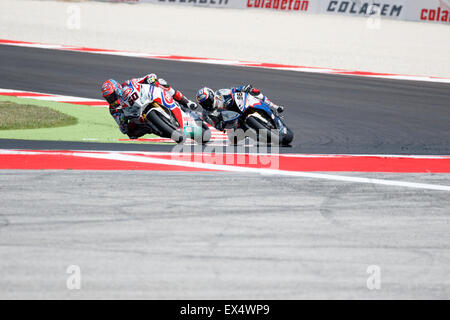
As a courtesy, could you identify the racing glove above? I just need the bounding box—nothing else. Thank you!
[186,100,198,110]
[240,84,262,96]
[275,105,284,113]
[241,84,253,93]
[147,73,158,84]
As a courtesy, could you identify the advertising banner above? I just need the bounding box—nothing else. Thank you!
[320,0,406,19]
[320,0,450,23]
[246,0,320,13]
[99,0,450,24]
[408,0,450,24]
[142,0,246,8]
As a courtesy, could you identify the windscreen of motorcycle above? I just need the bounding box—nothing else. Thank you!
[214,89,238,111]
[120,85,146,118]
[232,91,247,112]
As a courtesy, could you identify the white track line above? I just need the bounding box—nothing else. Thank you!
[86,150,450,159]
[3,150,449,192]
[68,152,450,192]
[281,153,450,159]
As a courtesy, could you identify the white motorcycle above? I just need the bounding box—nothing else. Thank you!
[121,82,210,144]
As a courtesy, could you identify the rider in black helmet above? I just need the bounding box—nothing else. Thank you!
[195,85,284,131]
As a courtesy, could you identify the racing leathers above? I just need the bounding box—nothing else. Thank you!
[203,85,284,132]
[106,74,197,139]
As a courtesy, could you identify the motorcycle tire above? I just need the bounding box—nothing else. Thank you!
[246,115,280,145]
[148,109,185,144]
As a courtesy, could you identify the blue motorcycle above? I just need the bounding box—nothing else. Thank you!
[210,89,293,146]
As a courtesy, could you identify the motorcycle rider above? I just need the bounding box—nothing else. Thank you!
[195,85,284,131]
[101,74,198,139]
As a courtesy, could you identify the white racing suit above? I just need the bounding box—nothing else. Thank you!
[109,74,196,139]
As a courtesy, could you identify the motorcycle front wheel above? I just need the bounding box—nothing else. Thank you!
[147,109,185,143]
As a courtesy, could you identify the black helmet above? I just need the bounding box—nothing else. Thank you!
[196,87,215,111]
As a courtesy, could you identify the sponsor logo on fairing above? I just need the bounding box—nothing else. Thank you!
[326,1,403,17]
[247,0,309,11]
[162,89,174,105]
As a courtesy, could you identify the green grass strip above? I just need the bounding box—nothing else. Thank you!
[0,100,77,130]
[0,95,160,144]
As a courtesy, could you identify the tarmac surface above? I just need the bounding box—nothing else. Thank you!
[0,44,449,299]
[1,170,450,299]
[1,44,450,154]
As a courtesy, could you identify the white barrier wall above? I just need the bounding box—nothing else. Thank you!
[114,0,450,24]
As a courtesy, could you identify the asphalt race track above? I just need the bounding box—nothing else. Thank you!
[1,44,450,154]
[1,44,450,299]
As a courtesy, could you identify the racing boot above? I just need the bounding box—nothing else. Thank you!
[178,96,200,112]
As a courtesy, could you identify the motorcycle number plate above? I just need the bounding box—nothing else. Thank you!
[234,92,246,112]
